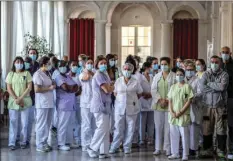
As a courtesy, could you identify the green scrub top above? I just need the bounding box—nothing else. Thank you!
[167,83,194,126]
[153,77,169,111]
[5,71,32,110]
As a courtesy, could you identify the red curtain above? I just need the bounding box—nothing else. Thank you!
[173,19,198,61]
[69,18,95,60]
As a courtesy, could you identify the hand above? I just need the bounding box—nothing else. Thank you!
[49,84,56,90]
[171,112,176,118]
[15,98,22,105]
[175,111,182,118]
[19,101,24,107]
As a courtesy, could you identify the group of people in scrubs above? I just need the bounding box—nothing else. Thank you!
[4,46,233,160]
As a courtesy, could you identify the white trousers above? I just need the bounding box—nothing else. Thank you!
[132,113,140,143]
[190,123,201,150]
[81,108,96,147]
[139,111,154,142]
[57,110,74,146]
[111,113,137,150]
[36,108,53,149]
[90,112,110,154]
[9,108,30,146]
[170,124,190,157]
[154,110,170,152]
[73,106,81,144]
[27,106,35,142]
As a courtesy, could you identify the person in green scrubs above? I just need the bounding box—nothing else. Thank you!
[167,68,194,161]
[6,56,32,150]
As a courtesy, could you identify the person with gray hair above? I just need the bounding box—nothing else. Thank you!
[199,55,229,159]
[109,63,143,154]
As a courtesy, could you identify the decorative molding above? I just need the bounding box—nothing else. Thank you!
[94,19,107,24]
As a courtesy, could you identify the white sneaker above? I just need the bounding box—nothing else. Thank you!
[228,154,233,160]
[99,154,110,159]
[82,147,88,152]
[109,149,117,154]
[124,148,131,154]
[70,143,81,149]
[166,151,171,156]
[168,154,180,159]
[87,148,98,158]
[153,150,161,155]
[182,155,188,161]
[58,145,70,151]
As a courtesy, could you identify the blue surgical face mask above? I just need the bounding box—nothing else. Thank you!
[24,62,30,70]
[99,64,107,72]
[161,65,169,72]
[86,64,93,71]
[29,55,37,61]
[149,68,154,74]
[122,70,132,78]
[59,67,67,74]
[153,64,158,70]
[222,53,230,61]
[176,75,184,82]
[15,63,24,70]
[185,71,195,78]
[47,65,52,71]
[176,62,181,68]
[71,66,78,73]
[109,60,115,67]
[196,65,202,72]
[211,63,219,72]
[79,61,83,67]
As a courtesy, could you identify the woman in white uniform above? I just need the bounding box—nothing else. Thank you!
[109,63,143,154]
[68,60,82,148]
[87,55,114,159]
[79,58,96,151]
[139,62,154,146]
[126,55,143,147]
[184,62,202,158]
[33,56,55,152]
[151,57,176,156]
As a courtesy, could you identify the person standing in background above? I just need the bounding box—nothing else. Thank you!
[33,56,55,152]
[106,53,119,140]
[199,55,229,159]
[151,57,175,156]
[109,63,142,154]
[139,62,154,146]
[79,58,96,152]
[87,56,114,159]
[219,46,233,160]
[167,68,193,161]
[68,60,82,149]
[55,60,78,151]
[6,57,32,150]
[172,56,183,73]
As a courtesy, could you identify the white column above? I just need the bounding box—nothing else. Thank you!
[211,1,220,55]
[106,23,112,55]
[220,2,229,47]
[198,20,208,61]
[95,20,107,56]
[161,21,172,58]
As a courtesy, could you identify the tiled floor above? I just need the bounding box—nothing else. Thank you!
[0,127,221,161]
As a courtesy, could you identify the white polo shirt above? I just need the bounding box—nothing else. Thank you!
[114,76,143,115]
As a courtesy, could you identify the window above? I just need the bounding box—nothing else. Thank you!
[121,26,151,65]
